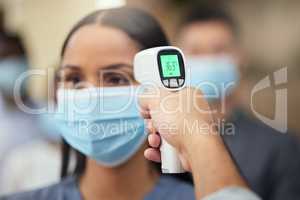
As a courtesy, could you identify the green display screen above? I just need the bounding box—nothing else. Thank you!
[160,55,181,78]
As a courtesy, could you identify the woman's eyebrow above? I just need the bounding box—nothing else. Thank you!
[102,63,133,70]
[56,64,81,76]
[55,64,81,80]
[60,64,81,70]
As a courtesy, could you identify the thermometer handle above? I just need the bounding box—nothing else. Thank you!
[160,138,185,173]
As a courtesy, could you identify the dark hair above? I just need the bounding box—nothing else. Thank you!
[0,7,26,58]
[61,7,169,57]
[181,4,239,37]
[60,7,170,179]
[0,34,27,58]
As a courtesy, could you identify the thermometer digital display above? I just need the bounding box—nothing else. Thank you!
[160,54,181,77]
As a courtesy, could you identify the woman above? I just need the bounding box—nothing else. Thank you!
[1,7,195,200]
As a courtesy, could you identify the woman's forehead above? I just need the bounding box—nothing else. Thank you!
[62,24,139,67]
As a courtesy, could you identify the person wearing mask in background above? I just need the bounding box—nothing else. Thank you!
[0,8,42,180]
[0,8,62,194]
[0,11,35,157]
[176,4,300,200]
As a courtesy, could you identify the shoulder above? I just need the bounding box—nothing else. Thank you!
[146,175,195,200]
[0,176,81,200]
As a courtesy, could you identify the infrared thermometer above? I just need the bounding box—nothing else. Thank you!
[134,46,186,173]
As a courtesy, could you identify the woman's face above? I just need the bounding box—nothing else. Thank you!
[58,25,140,88]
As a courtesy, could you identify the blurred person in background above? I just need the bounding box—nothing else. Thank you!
[0,8,41,171]
[0,8,62,195]
[176,4,300,200]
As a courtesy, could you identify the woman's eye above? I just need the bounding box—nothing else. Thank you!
[67,74,82,84]
[59,73,84,88]
[104,73,130,86]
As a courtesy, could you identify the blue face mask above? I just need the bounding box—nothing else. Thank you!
[186,56,240,101]
[54,86,146,167]
[0,57,28,96]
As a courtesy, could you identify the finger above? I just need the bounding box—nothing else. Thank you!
[146,120,156,134]
[144,148,161,163]
[138,90,152,111]
[148,133,161,148]
[140,109,151,119]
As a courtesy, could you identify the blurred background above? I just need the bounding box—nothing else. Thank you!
[0,0,299,133]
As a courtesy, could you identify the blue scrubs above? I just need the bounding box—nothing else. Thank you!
[0,175,195,200]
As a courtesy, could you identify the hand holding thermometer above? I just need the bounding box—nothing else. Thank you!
[134,46,186,173]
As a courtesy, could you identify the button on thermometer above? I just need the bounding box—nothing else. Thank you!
[134,46,186,173]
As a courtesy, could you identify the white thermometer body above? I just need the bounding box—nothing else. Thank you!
[134,46,186,173]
